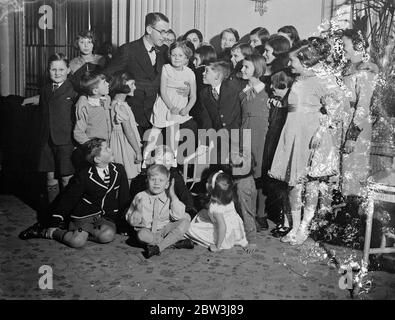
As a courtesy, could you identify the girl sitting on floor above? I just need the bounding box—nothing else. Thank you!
[187,170,248,252]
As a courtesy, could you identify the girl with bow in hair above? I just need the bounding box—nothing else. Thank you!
[186,170,248,251]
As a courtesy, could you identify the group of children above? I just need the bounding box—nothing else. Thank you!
[19,19,377,259]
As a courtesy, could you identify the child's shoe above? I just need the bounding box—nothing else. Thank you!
[256,217,269,231]
[290,222,310,246]
[171,239,194,249]
[19,223,46,240]
[144,245,161,259]
[280,227,298,243]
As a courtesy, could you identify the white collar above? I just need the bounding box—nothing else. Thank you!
[96,165,109,173]
[147,190,168,203]
[87,96,107,107]
[53,81,64,88]
[143,36,155,52]
[243,81,265,94]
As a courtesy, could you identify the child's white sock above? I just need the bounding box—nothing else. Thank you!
[291,209,301,231]
[283,214,289,228]
[280,209,301,242]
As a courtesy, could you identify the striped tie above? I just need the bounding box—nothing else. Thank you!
[212,87,219,101]
[151,197,161,233]
[103,169,110,186]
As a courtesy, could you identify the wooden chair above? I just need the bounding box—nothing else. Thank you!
[183,141,215,192]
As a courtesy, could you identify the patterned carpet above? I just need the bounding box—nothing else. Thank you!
[1,195,394,300]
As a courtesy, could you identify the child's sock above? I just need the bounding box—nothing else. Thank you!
[302,206,315,225]
[283,214,289,228]
[168,123,180,162]
[319,182,332,213]
[142,127,162,166]
[290,209,301,231]
[47,183,59,204]
[291,207,315,245]
[51,228,68,242]
[280,209,301,242]
[158,223,187,252]
[256,191,267,219]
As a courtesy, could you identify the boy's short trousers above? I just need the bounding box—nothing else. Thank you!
[69,215,116,235]
[38,140,74,176]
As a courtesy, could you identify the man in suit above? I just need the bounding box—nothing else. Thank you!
[104,12,189,139]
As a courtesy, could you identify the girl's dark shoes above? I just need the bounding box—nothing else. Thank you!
[271,225,291,238]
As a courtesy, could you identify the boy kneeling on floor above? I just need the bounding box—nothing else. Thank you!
[126,164,194,259]
[41,137,130,247]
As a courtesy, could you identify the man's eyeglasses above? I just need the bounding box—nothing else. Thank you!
[151,26,168,37]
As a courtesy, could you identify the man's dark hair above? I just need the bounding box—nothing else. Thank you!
[145,12,169,31]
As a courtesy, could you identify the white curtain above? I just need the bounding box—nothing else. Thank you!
[112,0,207,47]
[112,0,175,46]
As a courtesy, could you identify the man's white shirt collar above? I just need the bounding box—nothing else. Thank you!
[143,36,155,52]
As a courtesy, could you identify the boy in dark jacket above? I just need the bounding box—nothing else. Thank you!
[37,138,130,248]
[199,60,244,133]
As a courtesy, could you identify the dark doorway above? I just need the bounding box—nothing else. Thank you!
[24,0,112,97]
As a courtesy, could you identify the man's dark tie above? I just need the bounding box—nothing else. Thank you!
[211,87,219,101]
[52,83,59,92]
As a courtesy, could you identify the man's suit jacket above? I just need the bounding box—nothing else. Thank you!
[199,78,244,132]
[104,37,168,128]
[51,162,130,224]
[39,79,77,146]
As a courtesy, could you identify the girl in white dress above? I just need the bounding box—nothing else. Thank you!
[187,170,248,251]
[108,71,142,184]
[269,39,343,245]
[144,41,197,165]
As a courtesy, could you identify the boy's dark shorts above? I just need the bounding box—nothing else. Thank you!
[69,214,116,235]
[38,140,75,176]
